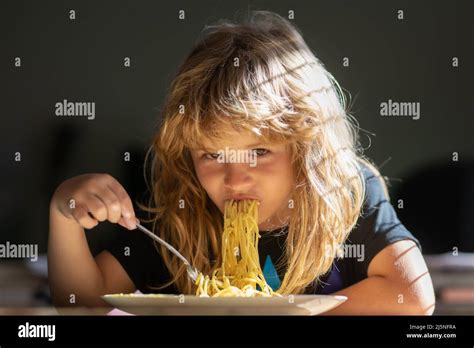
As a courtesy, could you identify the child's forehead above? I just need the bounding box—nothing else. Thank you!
[193,132,265,150]
[186,118,290,151]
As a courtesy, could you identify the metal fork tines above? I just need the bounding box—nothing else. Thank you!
[135,223,200,282]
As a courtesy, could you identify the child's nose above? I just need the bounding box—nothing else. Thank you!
[223,163,254,190]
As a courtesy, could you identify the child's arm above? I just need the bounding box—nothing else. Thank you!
[323,240,435,315]
[48,174,137,307]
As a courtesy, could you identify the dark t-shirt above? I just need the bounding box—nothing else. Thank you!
[105,163,421,294]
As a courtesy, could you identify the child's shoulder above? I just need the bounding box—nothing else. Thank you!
[357,159,390,214]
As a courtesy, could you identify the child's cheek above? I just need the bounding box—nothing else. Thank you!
[195,162,224,189]
[256,153,289,173]
[257,153,295,191]
[257,164,288,195]
[197,161,224,177]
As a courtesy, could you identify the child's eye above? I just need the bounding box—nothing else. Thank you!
[201,149,270,161]
[252,148,270,157]
[203,153,219,160]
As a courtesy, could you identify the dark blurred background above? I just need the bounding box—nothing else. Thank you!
[0,0,472,313]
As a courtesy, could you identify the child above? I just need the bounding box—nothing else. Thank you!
[48,11,435,314]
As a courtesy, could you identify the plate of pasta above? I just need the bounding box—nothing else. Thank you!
[103,200,346,315]
[102,293,347,315]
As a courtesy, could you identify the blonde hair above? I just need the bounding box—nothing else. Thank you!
[140,11,384,294]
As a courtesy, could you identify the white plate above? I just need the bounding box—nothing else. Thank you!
[102,294,347,315]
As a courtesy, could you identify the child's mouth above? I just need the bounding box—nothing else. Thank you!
[224,196,261,205]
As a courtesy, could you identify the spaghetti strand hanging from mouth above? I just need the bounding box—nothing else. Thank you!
[195,199,280,297]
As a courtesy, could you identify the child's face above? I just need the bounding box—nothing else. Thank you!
[190,127,295,231]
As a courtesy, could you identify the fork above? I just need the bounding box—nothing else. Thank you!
[135,222,200,282]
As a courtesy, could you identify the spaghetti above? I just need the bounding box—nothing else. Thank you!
[195,199,280,297]
[196,200,280,297]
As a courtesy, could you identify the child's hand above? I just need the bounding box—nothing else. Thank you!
[51,174,138,230]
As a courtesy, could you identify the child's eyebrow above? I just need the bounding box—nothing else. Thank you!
[242,142,264,149]
[195,143,266,151]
